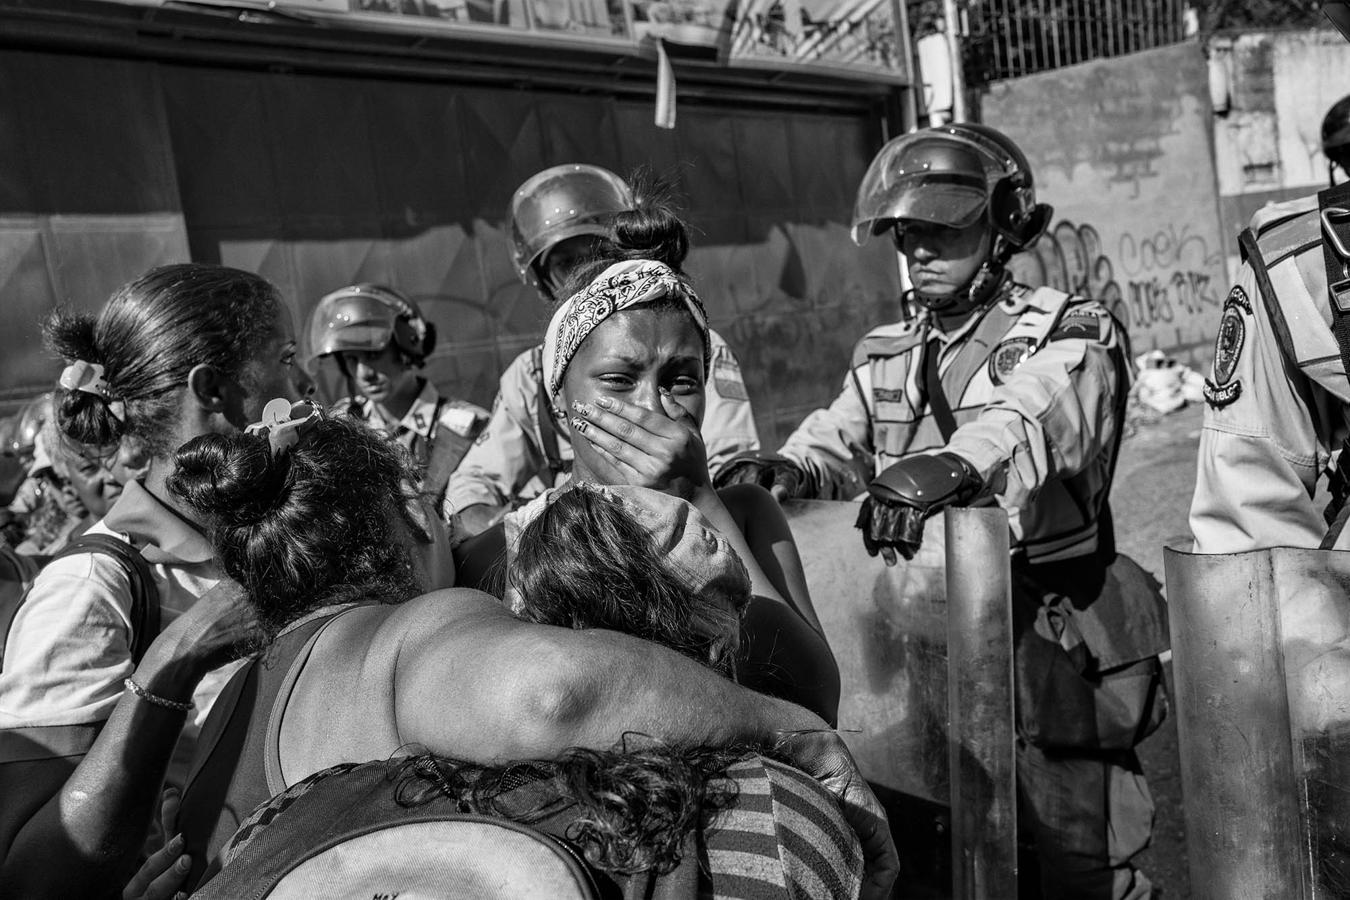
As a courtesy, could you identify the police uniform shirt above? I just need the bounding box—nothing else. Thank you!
[1190,195,1350,553]
[346,381,487,468]
[778,282,1129,564]
[444,329,761,514]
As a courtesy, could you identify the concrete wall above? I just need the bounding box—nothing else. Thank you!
[982,41,1227,364]
[1210,28,1350,270]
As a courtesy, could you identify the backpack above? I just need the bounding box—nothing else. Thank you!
[0,533,161,862]
[192,760,605,900]
[0,532,160,672]
[191,752,863,900]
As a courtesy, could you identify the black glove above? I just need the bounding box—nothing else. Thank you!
[855,452,983,561]
[712,452,814,498]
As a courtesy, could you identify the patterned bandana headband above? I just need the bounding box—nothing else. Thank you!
[541,259,711,403]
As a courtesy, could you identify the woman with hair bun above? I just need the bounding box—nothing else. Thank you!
[456,200,839,724]
[187,482,866,900]
[0,264,324,897]
[119,406,893,898]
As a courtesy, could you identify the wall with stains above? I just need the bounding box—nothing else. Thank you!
[1209,29,1350,269]
[982,41,1227,363]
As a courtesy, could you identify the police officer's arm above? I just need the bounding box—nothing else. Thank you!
[776,361,876,500]
[942,309,1125,537]
[701,334,762,476]
[1190,266,1329,553]
[444,353,548,529]
[1,582,251,899]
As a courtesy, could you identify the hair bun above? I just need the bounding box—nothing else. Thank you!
[168,432,289,527]
[611,178,689,271]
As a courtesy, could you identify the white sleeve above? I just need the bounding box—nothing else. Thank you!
[0,552,135,729]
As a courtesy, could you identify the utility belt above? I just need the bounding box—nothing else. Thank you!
[1010,548,1171,753]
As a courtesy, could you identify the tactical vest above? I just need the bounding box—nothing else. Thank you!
[856,284,1082,466]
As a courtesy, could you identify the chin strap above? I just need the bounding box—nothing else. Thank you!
[910,262,1009,316]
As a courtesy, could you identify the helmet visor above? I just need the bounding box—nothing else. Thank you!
[852,173,988,244]
[851,133,991,245]
[307,291,399,361]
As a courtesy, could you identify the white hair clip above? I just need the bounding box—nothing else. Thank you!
[245,398,322,457]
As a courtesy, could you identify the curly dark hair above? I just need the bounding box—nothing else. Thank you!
[167,416,421,640]
[392,740,766,876]
[44,264,281,458]
[508,486,748,676]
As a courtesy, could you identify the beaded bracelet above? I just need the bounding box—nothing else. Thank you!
[123,677,193,713]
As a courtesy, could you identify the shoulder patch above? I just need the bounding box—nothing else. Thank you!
[1050,307,1108,342]
[988,337,1037,385]
[711,355,750,402]
[1203,286,1249,409]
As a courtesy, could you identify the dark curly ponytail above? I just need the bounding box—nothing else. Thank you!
[167,417,421,639]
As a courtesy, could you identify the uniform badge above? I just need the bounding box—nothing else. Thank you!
[1202,286,1249,410]
[988,337,1037,385]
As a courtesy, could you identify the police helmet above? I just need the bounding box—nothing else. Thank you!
[308,284,436,367]
[10,395,50,459]
[1324,96,1350,172]
[508,164,635,290]
[852,123,1052,257]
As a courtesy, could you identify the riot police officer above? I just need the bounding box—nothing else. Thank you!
[308,283,487,512]
[444,164,760,535]
[718,124,1167,899]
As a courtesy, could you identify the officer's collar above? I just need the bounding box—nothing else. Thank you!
[358,380,440,438]
[398,381,442,439]
[925,280,1018,344]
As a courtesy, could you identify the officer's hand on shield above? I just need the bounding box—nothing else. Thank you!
[855,452,982,565]
[712,452,813,502]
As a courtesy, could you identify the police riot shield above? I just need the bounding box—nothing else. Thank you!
[1166,547,1350,899]
[784,502,1016,899]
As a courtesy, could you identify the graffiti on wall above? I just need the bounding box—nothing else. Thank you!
[1010,219,1225,345]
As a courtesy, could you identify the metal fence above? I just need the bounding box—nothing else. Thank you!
[962,0,1188,82]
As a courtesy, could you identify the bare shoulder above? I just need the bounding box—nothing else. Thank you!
[716,482,785,530]
[381,588,512,637]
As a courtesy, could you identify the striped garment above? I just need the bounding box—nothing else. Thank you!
[703,757,864,899]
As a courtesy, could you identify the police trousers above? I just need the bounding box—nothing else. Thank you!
[1011,554,1165,899]
[1017,739,1154,900]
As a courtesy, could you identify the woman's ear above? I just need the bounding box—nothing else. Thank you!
[187,363,228,413]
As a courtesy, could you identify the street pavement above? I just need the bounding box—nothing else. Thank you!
[1114,400,1206,898]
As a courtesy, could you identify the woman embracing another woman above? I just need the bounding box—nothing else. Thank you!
[457,196,840,723]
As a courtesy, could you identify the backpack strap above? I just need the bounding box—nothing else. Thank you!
[532,345,566,488]
[53,534,161,665]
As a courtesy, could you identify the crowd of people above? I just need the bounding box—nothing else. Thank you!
[1,78,1341,895]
